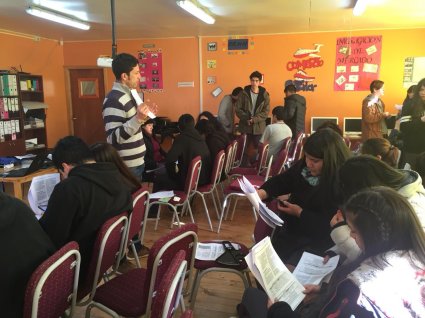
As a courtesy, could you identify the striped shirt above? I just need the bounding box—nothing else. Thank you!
[103,82,146,168]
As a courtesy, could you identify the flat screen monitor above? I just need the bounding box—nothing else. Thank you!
[310,117,339,134]
[343,117,362,136]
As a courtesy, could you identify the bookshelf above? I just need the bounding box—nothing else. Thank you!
[0,73,25,155]
[0,73,47,156]
[18,74,47,154]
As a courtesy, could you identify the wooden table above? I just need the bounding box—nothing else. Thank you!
[0,167,57,200]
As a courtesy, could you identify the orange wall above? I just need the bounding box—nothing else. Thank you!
[63,38,200,121]
[2,28,424,148]
[0,33,69,147]
[200,29,425,132]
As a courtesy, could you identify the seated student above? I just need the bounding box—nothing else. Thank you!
[361,137,404,168]
[153,114,211,192]
[239,187,425,318]
[259,106,292,159]
[197,110,215,122]
[417,151,425,187]
[257,128,351,266]
[196,118,230,160]
[39,136,133,280]
[90,142,150,258]
[0,192,55,317]
[141,119,166,182]
[330,154,425,263]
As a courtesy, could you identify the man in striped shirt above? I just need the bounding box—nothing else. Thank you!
[103,53,150,181]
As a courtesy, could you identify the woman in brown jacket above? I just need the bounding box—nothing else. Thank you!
[361,79,390,141]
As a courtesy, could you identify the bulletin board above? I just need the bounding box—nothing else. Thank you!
[334,35,382,91]
[403,57,425,88]
[138,50,163,92]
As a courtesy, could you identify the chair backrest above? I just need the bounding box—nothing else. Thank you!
[343,136,351,148]
[270,147,289,177]
[287,132,305,166]
[77,213,128,302]
[23,241,80,318]
[256,142,270,174]
[233,133,246,167]
[210,150,226,186]
[253,217,275,244]
[150,250,187,318]
[144,223,198,317]
[183,156,202,195]
[230,139,238,169]
[223,143,234,176]
[126,187,150,246]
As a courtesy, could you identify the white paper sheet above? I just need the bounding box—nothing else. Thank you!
[292,252,340,286]
[28,173,60,219]
[195,242,241,260]
[149,190,175,199]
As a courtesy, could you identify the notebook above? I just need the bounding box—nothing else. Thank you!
[2,153,47,178]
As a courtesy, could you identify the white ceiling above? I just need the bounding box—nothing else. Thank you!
[0,0,424,42]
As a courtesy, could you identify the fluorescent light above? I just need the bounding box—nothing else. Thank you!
[26,5,90,30]
[353,0,367,16]
[176,1,215,24]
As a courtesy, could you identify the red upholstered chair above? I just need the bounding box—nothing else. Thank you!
[126,187,150,268]
[232,133,247,168]
[147,156,202,230]
[150,250,187,318]
[85,223,198,318]
[286,132,306,167]
[193,150,226,230]
[190,216,274,309]
[23,241,81,318]
[228,142,270,177]
[180,310,194,318]
[76,213,128,306]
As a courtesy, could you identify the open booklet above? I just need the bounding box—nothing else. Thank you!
[238,176,283,228]
[245,237,340,310]
[28,173,60,219]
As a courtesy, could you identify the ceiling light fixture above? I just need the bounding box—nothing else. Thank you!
[26,5,90,30]
[353,0,368,16]
[176,0,215,24]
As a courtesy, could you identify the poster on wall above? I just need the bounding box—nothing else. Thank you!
[221,36,255,55]
[334,35,382,91]
[403,57,425,88]
[138,49,163,92]
[284,44,324,92]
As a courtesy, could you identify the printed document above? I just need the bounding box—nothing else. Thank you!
[28,173,60,219]
[149,190,175,199]
[293,252,339,285]
[245,237,305,310]
[195,242,241,261]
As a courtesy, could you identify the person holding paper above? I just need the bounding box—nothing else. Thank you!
[103,52,153,181]
[39,136,133,281]
[257,128,351,266]
[361,79,390,141]
[240,187,425,317]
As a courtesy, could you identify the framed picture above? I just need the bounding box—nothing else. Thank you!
[207,42,217,51]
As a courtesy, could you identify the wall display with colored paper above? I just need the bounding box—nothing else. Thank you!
[334,35,382,91]
[138,50,163,92]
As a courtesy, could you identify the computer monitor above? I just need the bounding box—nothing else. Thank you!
[310,117,339,134]
[343,117,362,136]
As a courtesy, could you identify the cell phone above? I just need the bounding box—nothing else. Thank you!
[278,200,288,207]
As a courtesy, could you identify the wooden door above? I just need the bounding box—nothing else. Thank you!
[69,69,106,145]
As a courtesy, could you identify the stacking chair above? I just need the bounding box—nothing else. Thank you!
[23,241,80,318]
[76,213,128,306]
[150,250,187,318]
[126,187,150,268]
[228,142,270,177]
[286,132,306,167]
[85,223,198,318]
[147,156,201,230]
[190,216,274,309]
[193,150,226,228]
[232,133,247,168]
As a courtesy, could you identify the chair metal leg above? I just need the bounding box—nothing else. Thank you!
[189,269,201,309]
[171,205,181,228]
[199,193,214,231]
[230,197,240,220]
[130,241,141,268]
[186,201,195,224]
[217,194,231,233]
[210,190,220,220]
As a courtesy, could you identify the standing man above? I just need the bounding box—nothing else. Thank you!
[282,84,306,137]
[362,79,390,141]
[218,86,243,138]
[236,71,270,166]
[103,53,151,181]
[260,106,293,159]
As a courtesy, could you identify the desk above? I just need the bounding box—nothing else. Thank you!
[1,167,57,200]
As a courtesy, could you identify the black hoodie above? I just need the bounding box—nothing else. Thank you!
[166,127,211,187]
[39,162,132,280]
[283,93,306,136]
[0,193,55,317]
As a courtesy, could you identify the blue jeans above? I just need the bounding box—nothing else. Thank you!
[129,164,145,182]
